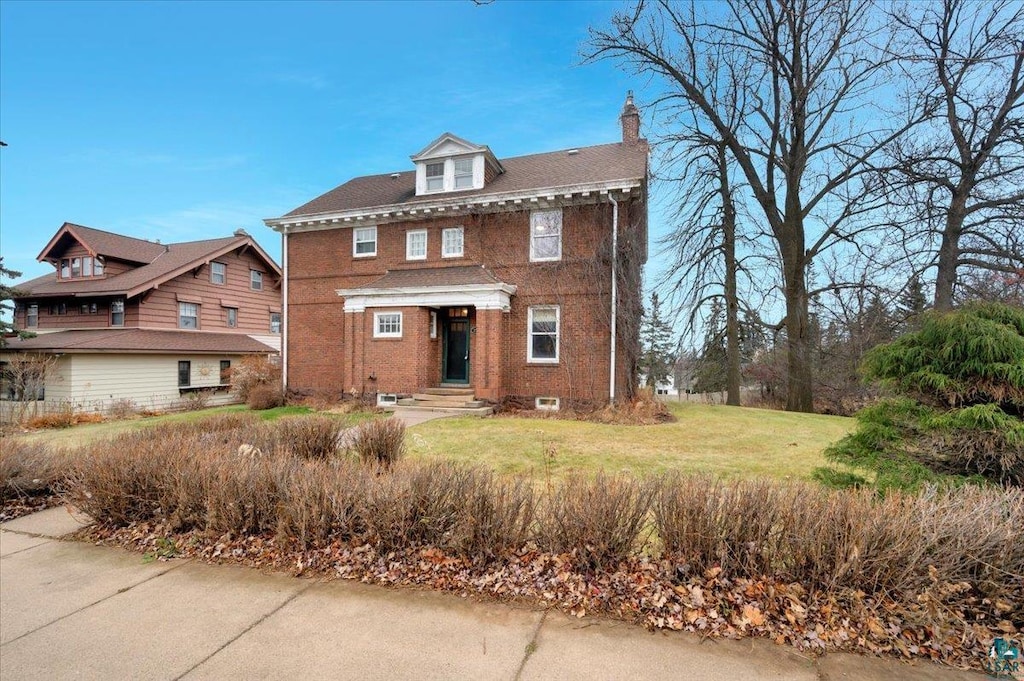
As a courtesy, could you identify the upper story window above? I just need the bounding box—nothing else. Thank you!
[179,302,199,329]
[354,226,377,257]
[425,162,445,192]
[442,227,464,258]
[270,312,282,334]
[111,300,125,326]
[406,230,427,261]
[530,209,563,262]
[60,256,104,279]
[211,262,226,285]
[454,159,473,189]
[250,270,263,291]
[26,304,38,328]
[226,307,237,328]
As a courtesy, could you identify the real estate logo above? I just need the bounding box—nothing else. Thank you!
[986,638,1021,679]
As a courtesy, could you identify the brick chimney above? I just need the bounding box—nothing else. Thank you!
[620,91,640,144]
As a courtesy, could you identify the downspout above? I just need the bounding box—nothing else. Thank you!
[281,230,288,391]
[609,194,618,404]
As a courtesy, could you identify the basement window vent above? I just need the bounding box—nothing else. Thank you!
[535,396,560,411]
[377,393,399,407]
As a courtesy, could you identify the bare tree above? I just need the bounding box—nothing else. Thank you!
[888,0,1024,310]
[589,0,911,411]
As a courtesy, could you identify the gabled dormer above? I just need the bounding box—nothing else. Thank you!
[410,133,504,196]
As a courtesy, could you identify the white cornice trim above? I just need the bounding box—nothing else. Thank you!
[265,179,643,233]
[336,282,518,313]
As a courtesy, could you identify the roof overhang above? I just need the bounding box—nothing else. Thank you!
[336,282,518,313]
[266,180,643,233]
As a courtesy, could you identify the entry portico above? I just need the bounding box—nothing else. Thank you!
[336,265,516,401]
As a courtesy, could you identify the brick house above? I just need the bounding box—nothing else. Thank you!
[2,223,281,416]
[266,94,648,409]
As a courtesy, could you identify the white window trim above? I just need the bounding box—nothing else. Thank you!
[453,158,474,189]
[442,226,464,258]
[424,161,446,193]
[373,311,403,338]
[250,270,264,291]
[529,209,563,262]
[406,229,427,261]
[527,305,560,364]
[535,396,560,411]
[354,226,378,258]
[179,302,200,330]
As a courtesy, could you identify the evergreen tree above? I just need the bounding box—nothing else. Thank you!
[896,273,929,331]
[638,292,676,387]
[0,257,24,347]
[693,299,728,393]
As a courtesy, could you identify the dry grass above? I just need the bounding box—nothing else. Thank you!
[408,402,856,481]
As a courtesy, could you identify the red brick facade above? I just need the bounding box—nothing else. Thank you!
[284,198,647,406]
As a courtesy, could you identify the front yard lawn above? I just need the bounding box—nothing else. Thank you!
[407,402,855,481]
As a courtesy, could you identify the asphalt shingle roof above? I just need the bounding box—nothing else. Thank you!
[3,329,276,354]
[283,141,648,218]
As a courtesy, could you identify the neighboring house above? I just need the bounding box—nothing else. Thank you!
[1,223,282,416]
[266,94,649,409]
[640,372,679,399]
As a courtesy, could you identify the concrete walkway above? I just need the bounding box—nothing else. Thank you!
[389,406,470,427]
[0,508,982,680]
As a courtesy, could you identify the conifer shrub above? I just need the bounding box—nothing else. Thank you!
[819,303,1024,489]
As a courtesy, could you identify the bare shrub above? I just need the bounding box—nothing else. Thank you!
[275,458,371,548]
[247,384,284,410]
[536,472,655,570]
[272,416,345,460]
[179,390,210,412]
[231,355,282,402]
[459,471,535,559]
[107,398,138,420]
[350,417,406,467]
[0,440,65,501]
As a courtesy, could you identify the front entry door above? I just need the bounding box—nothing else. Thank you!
[442,318,470,384]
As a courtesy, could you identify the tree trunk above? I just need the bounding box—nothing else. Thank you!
[781,217,814,412]
[719,144,742,406]
[933,192,967,311]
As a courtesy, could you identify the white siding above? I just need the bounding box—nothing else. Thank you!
[1,352,250,418]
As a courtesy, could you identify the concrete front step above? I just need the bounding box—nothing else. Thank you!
[411,393,473,403]
[386,404,493,416]
[397,398,486,409]
[421,387,475,397]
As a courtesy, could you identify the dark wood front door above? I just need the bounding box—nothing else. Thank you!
[442,319,470,384]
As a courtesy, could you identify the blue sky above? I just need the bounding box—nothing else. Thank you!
[0,0,655,283]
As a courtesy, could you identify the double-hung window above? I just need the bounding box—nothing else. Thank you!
[530,209,562,261]
[270,312,282,334]
[250,270,263,290]
[406,230,427,261]
[425,162,444,191]
[211,262,226,285]
[26,304,38,328]
[442,227,464,258]
[220,360,231,385]
[353,226,377,257]
[373,311,402,338]
[528,306,559,363]
[110,300,125,326]
[453,158,473,189]
[179,302,199,329]
[226,307,238,328]
[70,258,82,277]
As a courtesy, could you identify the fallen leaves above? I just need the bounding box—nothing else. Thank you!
[74,520,1013,673]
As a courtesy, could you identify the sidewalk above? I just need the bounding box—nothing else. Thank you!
[0,508,982,680]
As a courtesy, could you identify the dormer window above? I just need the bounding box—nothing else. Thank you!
[454,159,473,189]
[426,163,445,191]
[59,255,104,279]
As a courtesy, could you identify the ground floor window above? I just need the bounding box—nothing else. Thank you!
[528,305,559,363]
[0,360,45,401]
[270,312,282,334]
[220,360,231,385]
[373,311,402,338]
[178,360,191,387]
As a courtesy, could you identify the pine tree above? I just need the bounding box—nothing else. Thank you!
[896,273,929,331]
[0,257,24,347]
[638,292,676,388]
[693,299,728,393]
